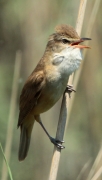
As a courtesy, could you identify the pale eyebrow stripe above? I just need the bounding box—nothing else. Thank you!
[62,38,80,41]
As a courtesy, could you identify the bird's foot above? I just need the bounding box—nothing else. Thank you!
[65,84,76,98]
[50,137,65,149]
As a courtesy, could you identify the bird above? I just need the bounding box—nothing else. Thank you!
[17,24,91,161]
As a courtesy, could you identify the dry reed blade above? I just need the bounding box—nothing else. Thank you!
[48,1,88,180]
[1,51,22,180]
[86,146,102,180]
[91,166,102,180]
[66,0,101,127]
[76,159,91,180]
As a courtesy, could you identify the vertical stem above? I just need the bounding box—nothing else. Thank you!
[48,1,88,180]
[68,0,88,86]
[76,0,87,34]
[66,0,101,128]
[1,50,22,180]
[49,93,69,180]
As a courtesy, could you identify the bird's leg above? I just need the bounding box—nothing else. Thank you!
[65,84,76,98]
[35,116,65,149]
[38,120,65,149]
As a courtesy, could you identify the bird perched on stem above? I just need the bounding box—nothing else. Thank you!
[18,24,91,161]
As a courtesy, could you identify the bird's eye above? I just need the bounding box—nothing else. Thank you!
[62,39,70,44]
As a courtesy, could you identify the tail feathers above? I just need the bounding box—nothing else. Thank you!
[18,125,31,161]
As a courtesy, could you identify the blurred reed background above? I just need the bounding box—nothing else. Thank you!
[0,0,102,180]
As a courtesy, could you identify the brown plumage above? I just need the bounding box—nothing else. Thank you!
[55,24,79,39]
[18,68,45,160]
[18,24,91,161]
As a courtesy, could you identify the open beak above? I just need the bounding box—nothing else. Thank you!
[70,37,91,49]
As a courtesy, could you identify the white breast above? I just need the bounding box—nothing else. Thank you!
[44,47,82,107]
[52,47,83,76]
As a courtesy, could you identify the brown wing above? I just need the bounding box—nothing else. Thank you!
[18,71,45,127]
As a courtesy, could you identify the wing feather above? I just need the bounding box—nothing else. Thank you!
[18,71,45,127]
